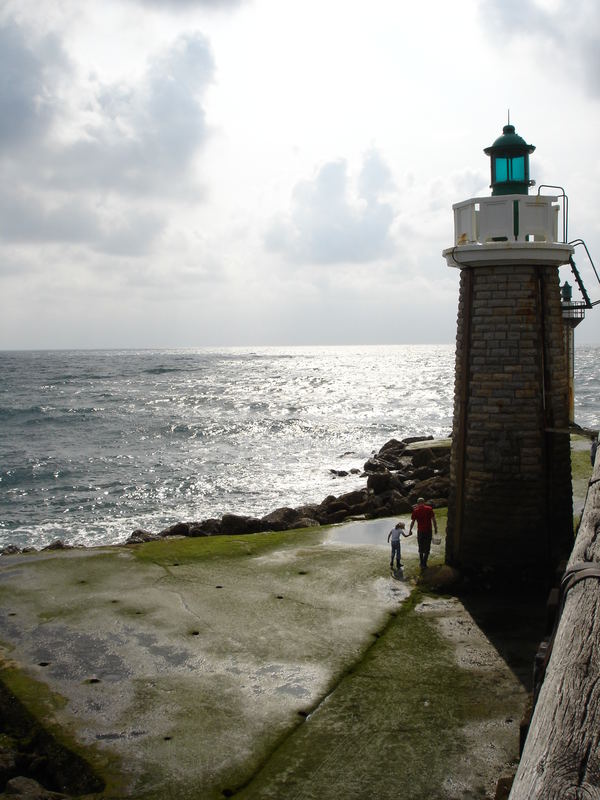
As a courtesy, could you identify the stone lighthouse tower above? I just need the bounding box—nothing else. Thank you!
[443,123,573,581]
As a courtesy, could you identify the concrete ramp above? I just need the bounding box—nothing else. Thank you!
[0,528,407,799]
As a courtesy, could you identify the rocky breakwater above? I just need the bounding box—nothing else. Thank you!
[127,436,451,544]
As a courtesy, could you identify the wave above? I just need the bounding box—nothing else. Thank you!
[143,367,186,375]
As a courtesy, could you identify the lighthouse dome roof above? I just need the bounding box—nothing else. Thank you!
[484,124,535,156]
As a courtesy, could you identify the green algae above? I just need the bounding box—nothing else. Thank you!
[130,527,325,567]
[232,588,514,800]
[571,444,593,484]
[0,663,111,797]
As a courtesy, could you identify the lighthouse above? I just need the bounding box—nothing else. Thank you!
[442,123,574,583]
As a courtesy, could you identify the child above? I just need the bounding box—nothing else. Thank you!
[387,521,405,571]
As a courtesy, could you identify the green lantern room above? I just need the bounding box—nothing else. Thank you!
[484,123,535,196]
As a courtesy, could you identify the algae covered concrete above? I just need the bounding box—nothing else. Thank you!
[0,518,542,800]
[0,525,409,799]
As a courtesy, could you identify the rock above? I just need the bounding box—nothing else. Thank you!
[432,453,450,471]
[366,472,408,495]
[316,489,373,521]
[126,530,160,545]
[402,435,434,445]
[318,495,336,506]
[314,497,350,523]
[323,500,350,515]
[189,518,222,536]
[363,457,388,473]
[295,504,320,520]
[349,468,361,475]
[372,440,413,471]
[411,465,435,481]
[410,444,450,468]
[329,469,349,477]
[159,522,190,537]
[366,472,393,494]
[369,490,413,518]
[337,489,369,508]
[221,514,263,535]
[379,438,406,454]
[0,746,18,783]
[1,545,21,556]
[41,540,72,551]
[3,776,69,799]
[292,517,320,529]
[260,507,304,531]
[409,475,450,504]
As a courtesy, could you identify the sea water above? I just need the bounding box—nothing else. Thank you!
[0,345,598,550]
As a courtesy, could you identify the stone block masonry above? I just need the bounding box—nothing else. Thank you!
[446,261,573,579]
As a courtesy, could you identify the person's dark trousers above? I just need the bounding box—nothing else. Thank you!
[417,530,432,567]
[390,541,401,569]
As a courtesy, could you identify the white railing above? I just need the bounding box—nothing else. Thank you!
[453,194,560,246]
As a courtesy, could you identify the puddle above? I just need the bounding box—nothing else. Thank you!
[326,517,412,547]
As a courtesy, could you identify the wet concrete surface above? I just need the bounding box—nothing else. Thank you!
[0,521,542,799]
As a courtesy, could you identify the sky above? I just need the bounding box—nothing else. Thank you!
[1,0,599,348]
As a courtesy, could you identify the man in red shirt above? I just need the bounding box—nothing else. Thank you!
[409,497,438,570]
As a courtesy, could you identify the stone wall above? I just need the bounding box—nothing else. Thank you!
[446,262,573,577]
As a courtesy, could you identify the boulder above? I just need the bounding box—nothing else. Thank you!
[295,504,321,520]
[322,500,350,515]
[409,475,450,504]
[221,514,263,535]
[337,489,369,508]
[367,472,408,495]
[314,496,351,523]
[1,545,21,556]
[3,776,69,799]
[159,522,190,538]
[410,444,451,468]
[411,465,435,481]
[379,438,406,454]
[0,746,18,784]
[41,540,72,551]
[432,453,451,471]
[402,435,434,445]
[188,518,222,537]
[369,490,413,518]
[363,457,388,473]
[126,529,161,544]
[366,472,392,494]
[291,517,320,529]
[375,439,409,469]
[260,507,304,531]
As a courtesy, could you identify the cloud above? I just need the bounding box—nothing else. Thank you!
[265,151,396,265]
[0,20,65,149]
[479,0,600,98]
[0,18,213,254]
[0,185,164,256]
[134,0,245,7]
[49,31,215,195]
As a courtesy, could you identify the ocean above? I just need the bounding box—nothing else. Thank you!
[1,345,598,551]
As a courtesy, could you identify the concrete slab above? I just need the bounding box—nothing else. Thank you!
[0,525,418,799]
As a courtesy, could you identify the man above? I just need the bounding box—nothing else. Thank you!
[409,497,437,570]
